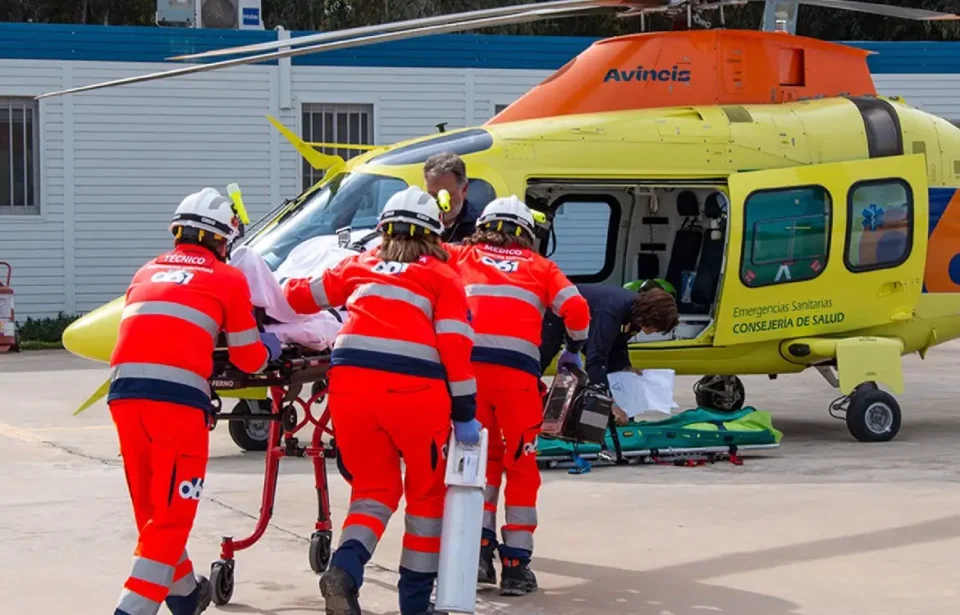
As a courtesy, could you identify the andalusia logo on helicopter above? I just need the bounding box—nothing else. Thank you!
[45,0,960,446]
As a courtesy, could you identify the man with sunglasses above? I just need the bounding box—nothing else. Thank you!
[423,152,481,244]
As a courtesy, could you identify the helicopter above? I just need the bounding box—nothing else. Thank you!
[47,0,960,445]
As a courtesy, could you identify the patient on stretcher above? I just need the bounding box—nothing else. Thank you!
[230,245,348,352]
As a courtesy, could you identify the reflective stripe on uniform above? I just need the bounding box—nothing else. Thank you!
[338,524,380,553]
[400,514,443,574]
[130,556,175,588]
[405,514,443,539]
[339,498,393,553]
[473,334,541,362]
[483,485,499,532]
[167,550,195,597]
[505,506,538,527]
[310,277,329,308]
[501,529,534,552]
[465,284,544,313]
[122,301,218,338]
[110,362,211,397]
[335,334,441,364]
[347,498,394,525]
[435,319,474,341]
[551,285,582,313]
[449,378,477,397]
[400,549,440,574]
[225,327,260,347]
[167,573,197,597]
[566,326,589,341]
[348,283,433,319]
[116,588,162,615]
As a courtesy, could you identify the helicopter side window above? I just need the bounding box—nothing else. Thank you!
[548,195,619,282]
[740,186,832,288]
[844,179,913,272]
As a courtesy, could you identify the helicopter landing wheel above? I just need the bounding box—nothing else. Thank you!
[829,382,901,443]
[693,375,745,413]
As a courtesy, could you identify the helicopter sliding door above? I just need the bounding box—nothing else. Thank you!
[712,154,928,347]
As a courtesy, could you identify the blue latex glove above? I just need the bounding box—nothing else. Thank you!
[260,331,282,362]
[453,419,482,446]
[557,349,582,371]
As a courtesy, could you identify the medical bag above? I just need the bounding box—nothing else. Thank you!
[541,365,613,444]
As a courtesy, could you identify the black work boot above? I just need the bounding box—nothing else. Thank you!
[319,566,362,615]
[478,539,498,585]
[499,559,538,597]
[193,575,212,615]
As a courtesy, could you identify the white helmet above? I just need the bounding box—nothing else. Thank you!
[170,187,242,242]
[477,195,536,240]
[377,186,443,236]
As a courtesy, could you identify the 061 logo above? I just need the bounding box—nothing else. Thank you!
[373,261,410,275]
[179,477,204,501]
[151,269,195,285]
[480,255,519,273]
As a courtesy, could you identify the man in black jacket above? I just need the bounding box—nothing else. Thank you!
[539,283,679,387]
[424,152,481,244]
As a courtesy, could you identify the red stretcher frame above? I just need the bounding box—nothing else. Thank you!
[206,347,336,606]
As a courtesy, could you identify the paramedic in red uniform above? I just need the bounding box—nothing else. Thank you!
[284,185,480,615]
[108,188,282,615]
[446,196,590,597]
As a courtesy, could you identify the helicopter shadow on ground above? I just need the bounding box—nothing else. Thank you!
[482,512,960,615]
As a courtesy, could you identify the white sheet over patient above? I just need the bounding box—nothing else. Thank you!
[229,246,347,351]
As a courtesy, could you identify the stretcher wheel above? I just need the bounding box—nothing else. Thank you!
[210,559,235,606]
[228,399,279,452]
[309,530,333,574]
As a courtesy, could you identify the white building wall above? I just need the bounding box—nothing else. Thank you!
[0,58,955,319]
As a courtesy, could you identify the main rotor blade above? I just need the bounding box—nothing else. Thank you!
[168,0,603,61]
[793,0,960,20]
[36,5,609,100]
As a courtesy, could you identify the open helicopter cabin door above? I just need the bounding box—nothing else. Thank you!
[712,154,928,347]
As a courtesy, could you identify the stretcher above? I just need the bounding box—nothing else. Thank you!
[538,368,782,472]
[205,342,336,606]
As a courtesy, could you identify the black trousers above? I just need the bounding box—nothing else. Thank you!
[538,311,566,375]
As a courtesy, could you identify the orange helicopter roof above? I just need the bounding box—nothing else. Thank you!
[487,29,877,124]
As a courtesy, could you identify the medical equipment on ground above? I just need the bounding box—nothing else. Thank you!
[435,428,489,613]
[536,407,783,469]
[0,262,17,353]
[541,365,613,444]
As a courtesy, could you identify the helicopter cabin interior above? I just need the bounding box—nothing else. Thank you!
[526,181,734,344]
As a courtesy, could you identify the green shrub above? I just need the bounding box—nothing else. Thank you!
[16,312,81,343]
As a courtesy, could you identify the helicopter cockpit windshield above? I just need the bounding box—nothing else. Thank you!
[246,171,409,271]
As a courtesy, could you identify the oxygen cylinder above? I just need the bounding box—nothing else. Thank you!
[435,428,489,613]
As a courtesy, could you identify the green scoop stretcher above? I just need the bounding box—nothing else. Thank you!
[535,407,782,470]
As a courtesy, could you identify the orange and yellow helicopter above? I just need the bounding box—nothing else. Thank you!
[43,0,960,444]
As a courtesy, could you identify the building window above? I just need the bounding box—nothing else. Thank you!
[301,103,374,191]
[740,186,831,288]
[549,196,619,281]
[494,104,510,115]
[0,98,40,215]
[845,179,912,272]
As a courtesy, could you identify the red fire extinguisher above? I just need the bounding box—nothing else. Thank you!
[0,262,19,353]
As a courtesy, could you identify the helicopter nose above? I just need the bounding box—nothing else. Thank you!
[62,296,124,363]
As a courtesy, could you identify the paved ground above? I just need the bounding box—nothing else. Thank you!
[2,346,960,615]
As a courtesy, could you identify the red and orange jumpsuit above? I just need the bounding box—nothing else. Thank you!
[108,244,268,615]
[447,243,589,564]
[284,249,475,615]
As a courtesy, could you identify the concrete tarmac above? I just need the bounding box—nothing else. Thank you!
[2,346,960,614]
